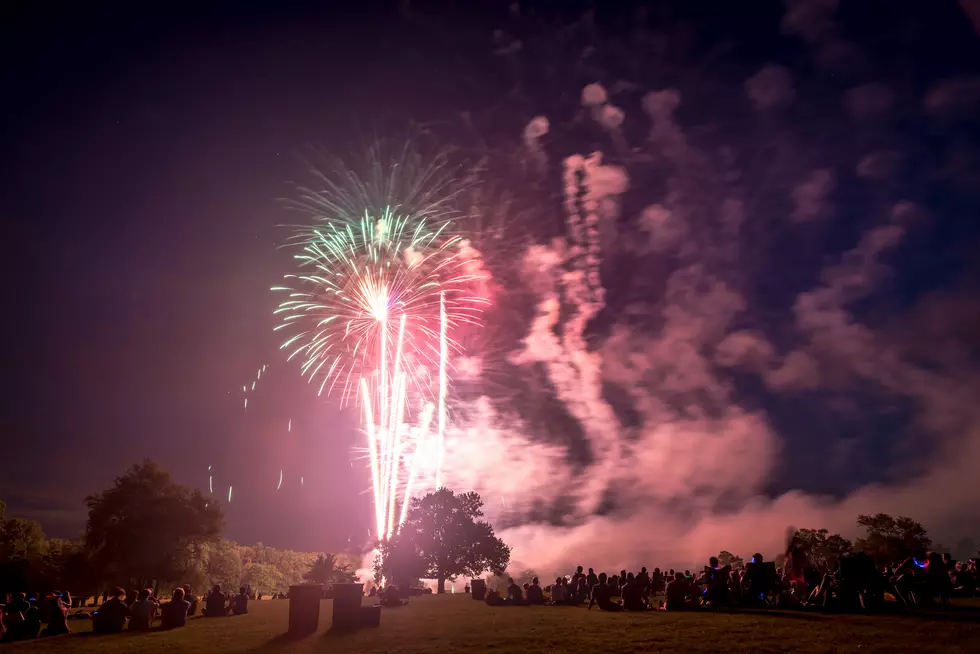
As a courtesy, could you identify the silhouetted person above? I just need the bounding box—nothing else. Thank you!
[506,578,523,604]
[586,567,598,589]
[622,573,649,611]
[588,573,621,611]
[232,587,249,615]
[204,585,228,616]
[664,572,691,611]
[526,577,544,604]
[129,589,157,630]
[181,585,199,616]
[94,587,129,633]
[549,577,566,604]
[41,595,70,636]
[161,588,190,629]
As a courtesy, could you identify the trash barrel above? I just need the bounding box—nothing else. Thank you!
[331,583,364,633]
[360,604,381,628]
[470,578,486,601]
[288,584,323,636]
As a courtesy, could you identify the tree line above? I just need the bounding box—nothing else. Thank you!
[0,461,359,600]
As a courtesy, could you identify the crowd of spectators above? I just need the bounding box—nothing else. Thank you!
[483,548,979,613]
[0,583,252,642]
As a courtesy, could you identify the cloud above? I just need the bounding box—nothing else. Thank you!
[765,350,821,391]
[581,82,608,108]
[745,64,795,110]
[924,76,980,119]
[781,0,840,43]
[844,83,894,121]
[856,150,902,181]
[790,168,836,222]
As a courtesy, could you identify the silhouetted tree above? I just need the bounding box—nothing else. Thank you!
[717,551,744,568]
[304,553,357,587]
[854,513,931,564]
[792,528,853,569]
[206,539,243,589]
[376,488,510,593]
[85,461,223,586]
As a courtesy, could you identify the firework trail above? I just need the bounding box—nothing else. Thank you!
[274,144,487,541]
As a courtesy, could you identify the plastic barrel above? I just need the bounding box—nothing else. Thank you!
[287,584,323,636]
[470,578,486,601]
[331,583,365,633]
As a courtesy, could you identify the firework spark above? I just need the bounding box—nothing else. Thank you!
[275,147,487,542]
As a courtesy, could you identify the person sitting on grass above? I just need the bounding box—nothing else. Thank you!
[40,594,70,637]
[232,587,249,615]
[549,577,566,604]
[204,584,229,617]
[161,587,190,629]
[702,556,733,608]
[662,572,693,611]
[93,587,129,633]
[180,585,199,616]
[506,578,524,604]
[621,573,650,611]
[128,589,157,630]
[588,573,622,611]
[526,577,544,605]
[380,586,407,608]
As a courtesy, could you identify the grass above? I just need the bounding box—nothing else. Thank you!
[6,595,980,653]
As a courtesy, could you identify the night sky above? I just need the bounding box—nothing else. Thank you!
[3,0,980,563]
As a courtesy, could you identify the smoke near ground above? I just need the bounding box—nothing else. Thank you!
[421,1,980,577]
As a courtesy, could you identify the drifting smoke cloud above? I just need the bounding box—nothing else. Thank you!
[425,3,980,578]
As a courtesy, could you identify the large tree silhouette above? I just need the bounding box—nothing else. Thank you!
[85,460,223,586]
[377,488,510,593]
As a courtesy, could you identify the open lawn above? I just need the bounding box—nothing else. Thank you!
[7,595,980,653]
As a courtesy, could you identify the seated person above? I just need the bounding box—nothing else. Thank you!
[129,589,157,630]
[42,595,71,636]
[160,588,190,629]
[742,554,776,605]
[505,578,523,604]
[549,578,566,604]
[203,585,228,616]
[484,588,501,606]
[379,586,406,607]
[663,572,692,611]
[182,585,199,616]
[526,577,544,605]
[232,587,249,615]
[703,557,733,608]
[93,587,130,633]
[621,573,650,611]
[588,573,622,611]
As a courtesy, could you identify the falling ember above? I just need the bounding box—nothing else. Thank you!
[251,381,256,391]
[228,486,233,503]
[244,398,248,410]
[288,419,292,432]
[301,476,304,486]
[277,470,283,490]
[209,476,213,494]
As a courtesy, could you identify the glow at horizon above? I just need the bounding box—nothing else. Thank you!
[274,203,487,541]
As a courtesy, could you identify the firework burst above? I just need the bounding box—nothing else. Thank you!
[274,142,488,540]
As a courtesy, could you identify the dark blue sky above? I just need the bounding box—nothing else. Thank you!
[3,0,979,554]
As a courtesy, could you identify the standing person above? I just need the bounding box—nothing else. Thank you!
[586,568,598,590]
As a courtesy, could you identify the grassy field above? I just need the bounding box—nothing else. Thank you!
[6,595,979,653]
